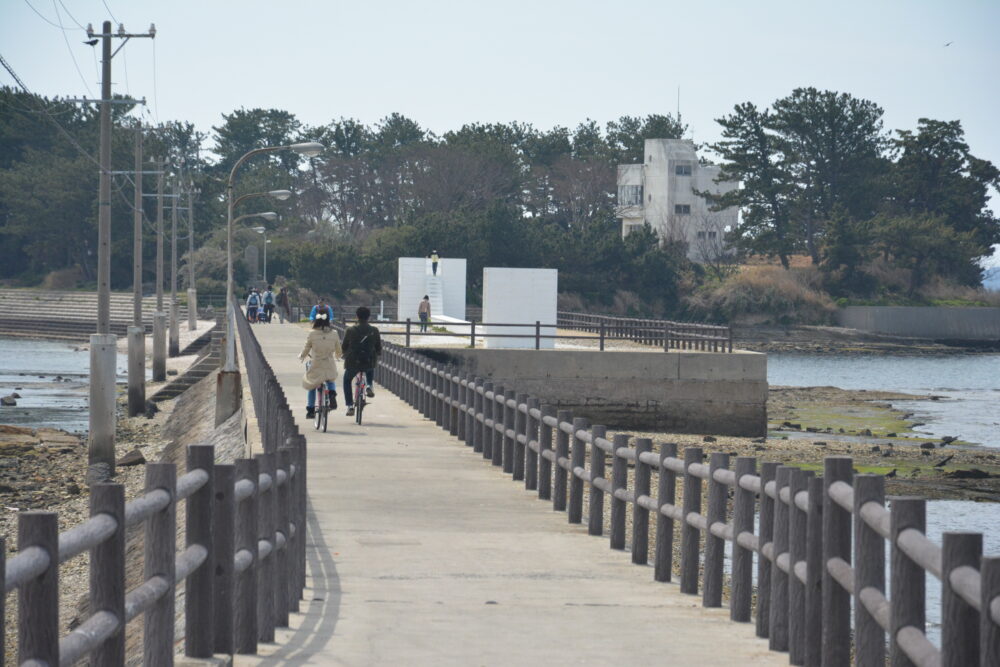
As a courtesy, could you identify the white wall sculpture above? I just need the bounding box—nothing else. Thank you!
[482,267,558,349]
[397,257,467,322]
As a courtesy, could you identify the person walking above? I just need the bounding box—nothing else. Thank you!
[299,311,342,418]
[430,250,440,276]
[341,306,381,417]
[246,289,261,323]
[418,295,431,332]
[276,287,291,323]
[262,285,276,323]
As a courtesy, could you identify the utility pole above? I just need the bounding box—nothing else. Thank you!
[87,19,155,484]
[187,180,198,331]
[152,155,167,382]
[127,125,145,417]
[169,173,180,356]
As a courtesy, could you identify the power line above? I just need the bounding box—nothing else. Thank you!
[22,0,69,30]
[0,51,102,171]
[55,0,85,29]
[102,0,120,25]
[52,0,94,97]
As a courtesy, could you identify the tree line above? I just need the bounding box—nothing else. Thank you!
[1,85,997,320]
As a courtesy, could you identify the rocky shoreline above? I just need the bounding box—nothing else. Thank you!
[736,324,1000,355]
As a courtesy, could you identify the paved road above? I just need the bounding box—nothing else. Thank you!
[237,323,785,666]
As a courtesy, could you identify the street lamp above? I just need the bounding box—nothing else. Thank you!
[253,226,270,283]
[223,142,323,373]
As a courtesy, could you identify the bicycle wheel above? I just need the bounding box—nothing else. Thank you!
[321,394,329,432]
[314,391,323,430]
[354,376,365,425]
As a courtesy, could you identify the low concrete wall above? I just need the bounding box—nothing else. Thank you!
[837,306,1000,340]
[419,347,767,437]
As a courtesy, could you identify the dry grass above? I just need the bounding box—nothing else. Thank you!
[688,265,837,325]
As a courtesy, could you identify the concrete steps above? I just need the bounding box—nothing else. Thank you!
[0,288,189,340]
[149,327,220,403]
[426,276,444,320]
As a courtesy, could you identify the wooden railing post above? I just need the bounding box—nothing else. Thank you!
[680,447,703,595]
[599,322,605,351]
[234,458,259,654]
[588,425,607,536]
[568,417,588,524]
[553,410,571,513]
[214,463,236,655]
[805,476,823,667]
[434,368,445,428]
[610,433,629,550]
[654,442,678,582]
[731,456,756,621]
[513,392,528,480]
[456,374,467,442]
[187,444,216,657]
[503,389,517,474]
[981,556,1000,664]
[756,461,778,639]
[854,474,886,667]
[469,319,476,347]
[144,462,176,664]
[472,377,484,453]
[535,320,541,349]
[769,465,792,652]
[537,404,554,500]
[492,384,506,466]
[256,452,276,643]
[822,456,853,667]
[632,438,652,565]
[942,531,982,667]
[891,496,927,667]
[276,449,292,628]
[704,452,729,608]
[525,397,540,491]
[91,483,126,664]
[788,468,814,665]
[18,512,59,665]
[481,381,494,461]
[405,317,411,347]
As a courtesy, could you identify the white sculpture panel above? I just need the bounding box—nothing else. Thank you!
[482,268,558,349]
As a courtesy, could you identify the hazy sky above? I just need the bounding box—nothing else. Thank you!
[2,0,998,187]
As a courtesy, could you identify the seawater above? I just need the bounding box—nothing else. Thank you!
[766,353,1000,643]
[0,336,129,434]
[768,353,1000,449]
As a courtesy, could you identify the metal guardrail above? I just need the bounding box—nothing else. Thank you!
[2,303,307,664]
[376,343,1000,667]
[558,311,733,352]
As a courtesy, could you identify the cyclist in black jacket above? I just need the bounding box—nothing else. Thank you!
[341,306,381,416]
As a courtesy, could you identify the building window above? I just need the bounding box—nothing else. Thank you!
[617,185,643,207]
[708,231,717,239]
[649,194,652,202]
[674,204,691,215]
[696,231,706,239]
[675,163,692,176]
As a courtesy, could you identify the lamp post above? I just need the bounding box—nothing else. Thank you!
[225,146,320,314]
[253,226,269,283]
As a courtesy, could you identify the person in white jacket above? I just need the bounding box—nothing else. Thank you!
[299,312,343,418]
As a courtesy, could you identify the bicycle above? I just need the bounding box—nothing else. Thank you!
[352,371,367,425]
[314,381,331,432]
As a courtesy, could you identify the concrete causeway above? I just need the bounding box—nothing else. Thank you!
[237,322,785,666]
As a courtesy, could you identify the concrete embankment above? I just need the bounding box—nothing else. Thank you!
[837,305,1000,341]
[419,346,768,437]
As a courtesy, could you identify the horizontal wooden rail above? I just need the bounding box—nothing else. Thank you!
[377,341,1000,667]
[2,295,309,664]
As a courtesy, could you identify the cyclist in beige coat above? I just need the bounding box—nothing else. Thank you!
[299,312,343,418]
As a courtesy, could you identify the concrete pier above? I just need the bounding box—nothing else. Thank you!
[127,325,145,416]
[87,333,117,482]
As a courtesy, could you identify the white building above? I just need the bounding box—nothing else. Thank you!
[617,138,739,262]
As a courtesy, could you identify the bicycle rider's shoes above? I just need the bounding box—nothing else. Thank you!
[366,387,375,398]
[306,407,315,419]
[330,391,338,409]
[345,406,355,417]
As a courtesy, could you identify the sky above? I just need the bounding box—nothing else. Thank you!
[1,1,999,221]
